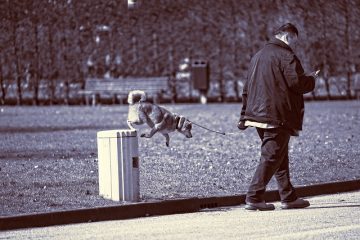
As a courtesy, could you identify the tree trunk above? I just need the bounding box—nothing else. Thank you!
[168,46,177,103]
[32,23,40,106]
[61,29,70,105]
[132,36,138,65]
[344,1,352,99]
[61,39,70,105]
[231,1,240,101]
[319,2,331,100]
[72,5,86,104]
[0,55,6,105]
[47,25,57,105]
[218,43,225,102]
[152,32,159,75]
[9,1,23,105]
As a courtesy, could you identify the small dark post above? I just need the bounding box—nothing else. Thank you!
[191,60,209,104]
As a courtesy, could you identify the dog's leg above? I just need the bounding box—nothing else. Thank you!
[155,113,173,147]
[140,117,157,138]
[154,113,171,129]
[140,113,169,142]
[140,127,159,138]
[162,133,170,147]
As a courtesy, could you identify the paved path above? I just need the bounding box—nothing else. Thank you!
[1,191,360,240]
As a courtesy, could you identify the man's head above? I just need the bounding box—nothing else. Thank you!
[274,23,298,47]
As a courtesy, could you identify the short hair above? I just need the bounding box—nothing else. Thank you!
[274,23,298,37]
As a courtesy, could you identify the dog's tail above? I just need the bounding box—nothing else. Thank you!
[128,90,147,105]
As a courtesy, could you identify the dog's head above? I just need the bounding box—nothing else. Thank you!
[182,121,193,138]
[176,116,192,138]
[127,90,147,105]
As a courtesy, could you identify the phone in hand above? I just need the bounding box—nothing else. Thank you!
[310,70,320,78]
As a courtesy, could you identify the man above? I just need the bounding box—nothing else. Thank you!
[238,23,319,211]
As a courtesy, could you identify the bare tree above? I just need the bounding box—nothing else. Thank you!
[317,1,332,99]
[28,1,42,105]
[0,54,6,104]
[1,0,359,104]
[340,0,354,99]
[44,1,59,105]
[8,0,23,105]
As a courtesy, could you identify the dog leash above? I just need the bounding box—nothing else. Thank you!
[189,120,240,136]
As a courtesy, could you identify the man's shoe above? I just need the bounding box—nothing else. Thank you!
[281,198,310,209]
[245,201,275,211]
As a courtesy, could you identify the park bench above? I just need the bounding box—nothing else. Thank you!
[78,77,170,105]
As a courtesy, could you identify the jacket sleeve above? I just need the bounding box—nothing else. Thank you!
[283,53,315,94]
[240,78,248,121]
[240,53,259,121]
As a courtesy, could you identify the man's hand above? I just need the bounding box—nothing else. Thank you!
[238,120,248,130]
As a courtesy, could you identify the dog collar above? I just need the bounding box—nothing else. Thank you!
[175,115,186,130]
[175,116,181,130]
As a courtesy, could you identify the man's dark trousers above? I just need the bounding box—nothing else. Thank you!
[246,127,298,203]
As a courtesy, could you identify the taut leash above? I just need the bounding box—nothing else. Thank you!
[189,120,234,136]
[191,121,225,135]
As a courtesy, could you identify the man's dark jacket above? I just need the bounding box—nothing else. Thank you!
[240,38,315,132]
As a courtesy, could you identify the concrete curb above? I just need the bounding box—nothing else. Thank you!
[1,179,359,231]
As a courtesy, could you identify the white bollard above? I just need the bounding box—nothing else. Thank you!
[97,129,140,202]
[200,93,208,104]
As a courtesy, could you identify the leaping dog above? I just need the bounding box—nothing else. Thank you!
[127,90,193,147]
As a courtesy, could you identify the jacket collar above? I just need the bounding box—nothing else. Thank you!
[267,37,293,52]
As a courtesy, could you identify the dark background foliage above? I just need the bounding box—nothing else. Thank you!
[1,0,360,104]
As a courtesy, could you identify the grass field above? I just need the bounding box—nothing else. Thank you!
[0,101,359,216]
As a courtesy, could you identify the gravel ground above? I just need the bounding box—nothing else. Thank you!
[0,101,359,216]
